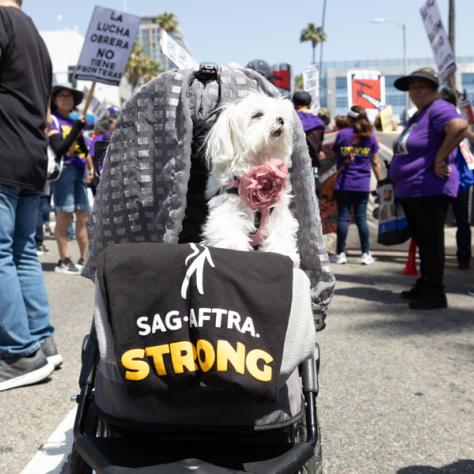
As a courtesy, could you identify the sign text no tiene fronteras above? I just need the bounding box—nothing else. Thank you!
[75,6,141,86]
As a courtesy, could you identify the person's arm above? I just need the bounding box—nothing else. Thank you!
[371,152,383,182]
[85,153,95,183]
[48,119,85,160]
[434,118,468,178]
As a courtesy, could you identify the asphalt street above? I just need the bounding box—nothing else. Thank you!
[0,235,473,474]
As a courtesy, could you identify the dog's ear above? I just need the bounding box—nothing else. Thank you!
[205,104,240,170]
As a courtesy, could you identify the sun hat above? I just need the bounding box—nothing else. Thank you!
[51,84,84,107]
[393,67,440,91]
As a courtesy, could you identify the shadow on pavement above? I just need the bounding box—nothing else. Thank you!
[397,459,474,473]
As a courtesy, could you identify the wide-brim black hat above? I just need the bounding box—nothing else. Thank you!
[394,68,439,91]
[52,84,84,107]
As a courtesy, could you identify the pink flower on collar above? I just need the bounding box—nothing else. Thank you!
[229,159,289,247]
[237,159,289,211]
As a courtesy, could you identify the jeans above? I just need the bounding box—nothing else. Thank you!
[451,189,472,265]
[399,195,450,293]
[51,164,90,213]
[0,185,54,356]
[336,190,370,254]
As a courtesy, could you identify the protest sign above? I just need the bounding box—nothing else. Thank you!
[273,63,291,98]
[303,64,319,109]
[160,30,199,70]
[380,105,394,132]
[82,86,107,119]
[75,6,141,86]
[420,0,456,82]
[347,70,385,110]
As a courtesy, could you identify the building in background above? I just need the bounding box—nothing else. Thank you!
[320,56,474,121]
[138,15,191,71]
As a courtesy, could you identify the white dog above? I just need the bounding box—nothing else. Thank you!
[201,93,300,267]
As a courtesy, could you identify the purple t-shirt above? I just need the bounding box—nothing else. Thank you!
[50,113,88,173]
[333,128,379,192]
[389,99,461,198]
[297,111,325,133]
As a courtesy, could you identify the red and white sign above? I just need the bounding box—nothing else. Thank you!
[347,70,385,110]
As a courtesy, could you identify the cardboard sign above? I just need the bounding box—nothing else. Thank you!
[420,0,456,82]
[160,30,199,70]
[75,6,141,86]
[380,105,394,132]
[347,70,385,110]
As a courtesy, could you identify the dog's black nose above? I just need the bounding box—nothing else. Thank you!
[276,117,284,125]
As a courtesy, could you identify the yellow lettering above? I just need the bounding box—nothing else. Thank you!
[121,349,150,381]
[196,339,215,372]
[246,349,273,382]
[216,340,245,374]
[145,344,170,376]
[169,341,198,374]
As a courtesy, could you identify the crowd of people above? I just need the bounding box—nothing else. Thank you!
[0,0,473,394]
[293,66,473,311]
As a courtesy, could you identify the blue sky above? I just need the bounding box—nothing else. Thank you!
[24,0,474,76]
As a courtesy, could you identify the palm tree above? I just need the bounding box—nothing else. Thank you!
[125,42,163,92]
[300,23,327,65]
[155,12,178,33]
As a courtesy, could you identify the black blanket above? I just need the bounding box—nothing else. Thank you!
[96,243,293,402]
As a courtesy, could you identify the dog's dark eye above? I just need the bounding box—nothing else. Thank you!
[251,112,264,119]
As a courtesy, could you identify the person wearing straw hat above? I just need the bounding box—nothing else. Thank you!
[390,67,468,310]
[49,84,94,275]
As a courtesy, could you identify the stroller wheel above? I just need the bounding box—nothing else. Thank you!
[69,442,92,474]
[295,418,323,474]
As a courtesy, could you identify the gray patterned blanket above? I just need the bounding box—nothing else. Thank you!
[83,65,335,329]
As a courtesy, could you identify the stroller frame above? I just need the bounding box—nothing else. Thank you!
[71,324,322,474]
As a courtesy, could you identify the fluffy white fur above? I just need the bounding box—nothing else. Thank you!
[202,93,300,266]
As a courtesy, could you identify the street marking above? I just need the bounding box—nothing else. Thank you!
[21,408,76,474]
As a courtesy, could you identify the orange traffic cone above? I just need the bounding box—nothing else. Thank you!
[403,238,417,276]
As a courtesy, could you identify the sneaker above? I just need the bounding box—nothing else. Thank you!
[468,289,474,297]
[36,244,49,256]
[54,257,80,275]
[0,350,54,392]
[329,252,347,264]
[458,261,470,270]
[76,258,85,272]
[409,292,447,310]
[40,336,63,369]
[360,252,375,265]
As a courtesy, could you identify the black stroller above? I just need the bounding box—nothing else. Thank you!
[71,64,333,474]
[70,242,322,474]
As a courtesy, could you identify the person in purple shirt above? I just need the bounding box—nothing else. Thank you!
[48,85,94,275]
[331,105,382,265]
[390,68,468,310]
[292,91,325,172]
